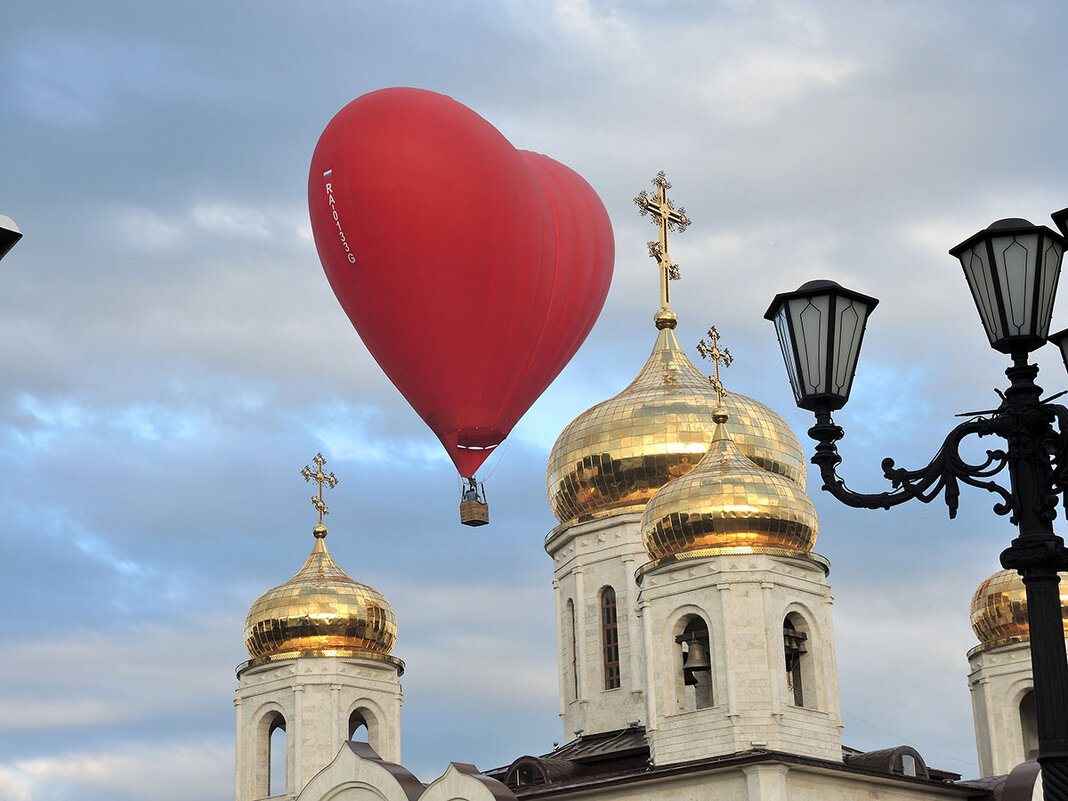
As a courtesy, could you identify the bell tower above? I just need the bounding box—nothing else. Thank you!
[635,333,842,764]
[235,455,404,801]
[967,568,1068,777]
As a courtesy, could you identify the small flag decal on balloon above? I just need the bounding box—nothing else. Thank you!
[323,169,333,178]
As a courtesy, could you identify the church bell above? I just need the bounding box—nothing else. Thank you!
[683,638,711,686]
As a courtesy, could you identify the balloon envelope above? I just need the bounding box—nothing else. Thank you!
[309,88,613,477]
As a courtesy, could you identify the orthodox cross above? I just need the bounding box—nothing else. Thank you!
[634,171,691,313]
[301,452,339,526]
[697,326,733,406]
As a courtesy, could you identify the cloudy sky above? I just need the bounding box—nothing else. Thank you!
[3,1,1068,798]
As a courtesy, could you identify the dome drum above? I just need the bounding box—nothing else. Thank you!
[636,546,830,582]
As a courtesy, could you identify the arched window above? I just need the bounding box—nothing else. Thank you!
[348,709,368,743]
[783,614,810,707]
[565,598,578,701]
[675,616,712,711]
[516,765,537,786]
[1021,689,1039,758]
[901,753,917,777]
[268,713,286,797]
[601,587,620,690]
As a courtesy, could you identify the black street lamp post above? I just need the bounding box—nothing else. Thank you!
[766,211,1068,801]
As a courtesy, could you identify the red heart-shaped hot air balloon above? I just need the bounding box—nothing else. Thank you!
[308,88,613,478]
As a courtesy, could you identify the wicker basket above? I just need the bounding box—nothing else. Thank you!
[460,499,490,527]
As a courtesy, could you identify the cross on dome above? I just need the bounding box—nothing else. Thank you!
[634,171,691,328]
[301,452,339,530]
[697,326,732,408]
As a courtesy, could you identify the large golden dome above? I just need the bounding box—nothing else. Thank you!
[244,525,398,661]
[546,325,806,523]
[970,568,1068,651]
[641,411,818,562]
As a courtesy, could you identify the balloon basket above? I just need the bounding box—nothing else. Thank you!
[460,498,490,527]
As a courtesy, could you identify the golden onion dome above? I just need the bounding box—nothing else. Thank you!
[970,568,1068,651]
[641,410,818,562]
[546,325,806,523]
[244,524,397,660]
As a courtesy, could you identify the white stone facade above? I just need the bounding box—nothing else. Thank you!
[296,742,516,801]
[638,551,843,764]
[294,743,514,801]
[968,640,1044,777]
[547,512,649,739]
[545,509,843,765]
[235,654,403,801]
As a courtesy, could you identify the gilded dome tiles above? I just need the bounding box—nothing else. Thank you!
[546,326,806,523]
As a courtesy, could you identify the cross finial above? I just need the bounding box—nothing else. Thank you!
[697,326,733,407]
[301,452,339,531]
[635,171,691,328]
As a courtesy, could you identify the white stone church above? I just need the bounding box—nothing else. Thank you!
[231,183,1058,801]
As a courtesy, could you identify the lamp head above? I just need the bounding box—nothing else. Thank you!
[765,280,879,413]
[950,217,1065,355]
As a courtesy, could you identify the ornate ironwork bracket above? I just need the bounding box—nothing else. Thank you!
[807,413,1013,519]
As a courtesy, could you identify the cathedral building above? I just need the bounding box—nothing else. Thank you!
[232,175,1060,801]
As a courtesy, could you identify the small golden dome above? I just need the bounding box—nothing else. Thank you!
[641,417,818,561]
[546,326,806,523]
[970,568,1068,651]
[244,526,397,660]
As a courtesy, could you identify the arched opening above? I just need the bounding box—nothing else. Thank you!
[784,612,818,709]
[1020,689,1039,758]
[267,713,286,797]
[348,709,369,743]
[516,764,538,786]
[674,615,712,712]
[565,598,577,701]
[901,753,917,777]
[601,587,620,690]
[783,615,807,706]
[504,759,549,790]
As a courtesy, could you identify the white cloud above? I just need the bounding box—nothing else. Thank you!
[310,400,450,467]
[703,47,858,123]
[394,582,558,706]
[191,203,271,239]
[0,738,232,801]
[112,206,186,251]
[0,619,237,731]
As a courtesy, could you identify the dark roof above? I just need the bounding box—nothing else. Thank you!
[844,744,933,779]
[487,727,650,791]
[489,734,991,799]
[549,727,649,763]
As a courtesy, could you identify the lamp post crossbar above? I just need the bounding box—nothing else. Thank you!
[808,412,1011,518]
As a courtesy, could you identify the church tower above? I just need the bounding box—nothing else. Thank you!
[968,568,1068,777]
[235,455,404,801]
[543,173,840,763]
[636,337,841,763]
